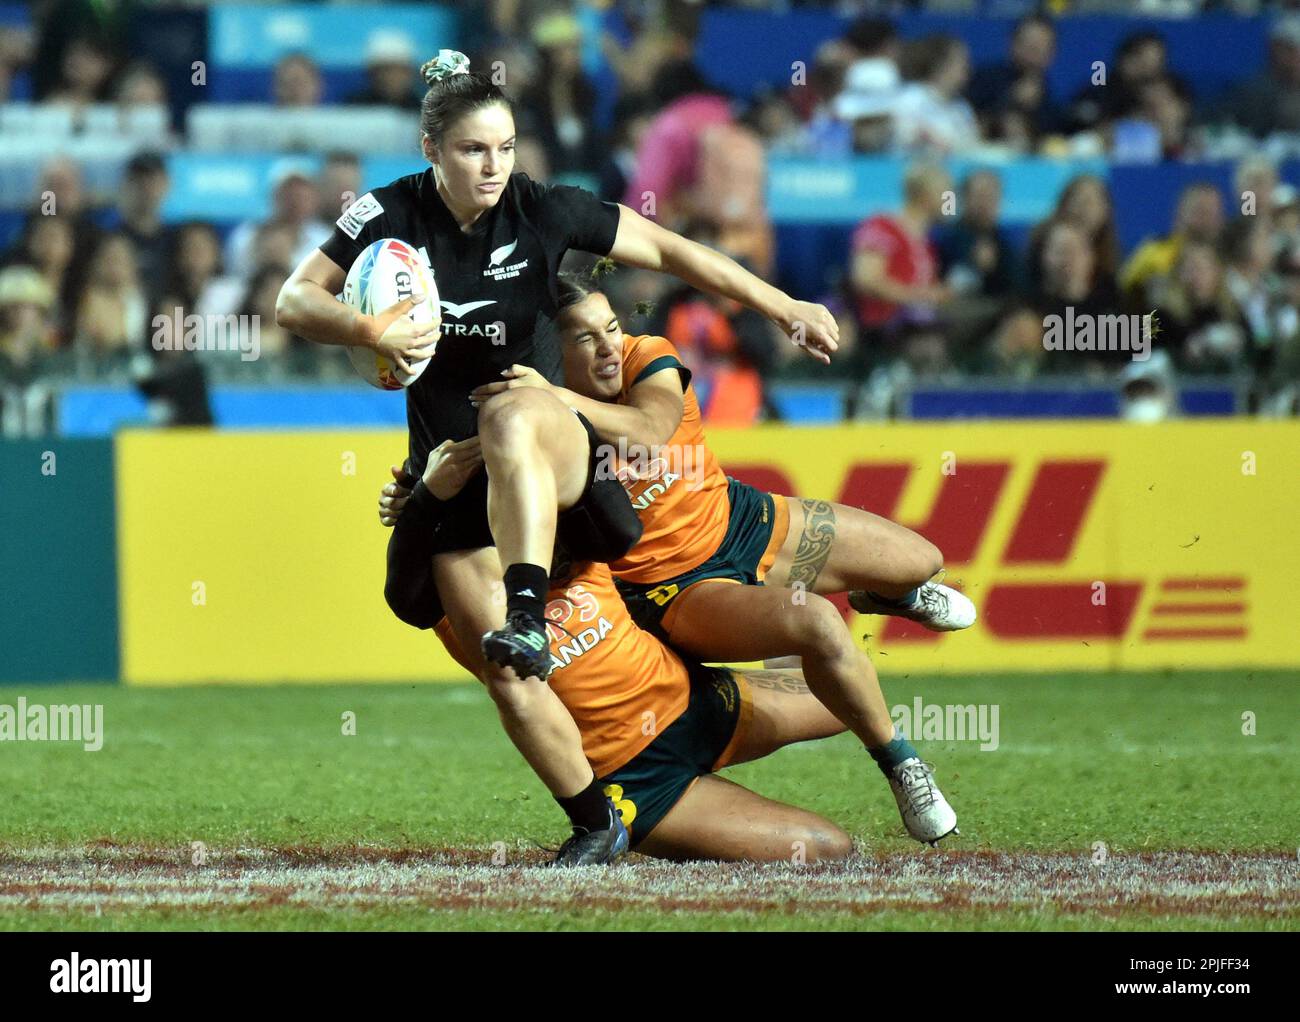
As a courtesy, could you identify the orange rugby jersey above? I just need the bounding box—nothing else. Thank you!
[434,562,690,777]
[607,334,730,583]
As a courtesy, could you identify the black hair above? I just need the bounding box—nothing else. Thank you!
[556,270,605,315]
[650,59,722,110]
[844,16,896,56]
[1117,31,1165,61]
[418,58,515,145]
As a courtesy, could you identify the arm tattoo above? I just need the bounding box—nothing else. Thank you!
[785,499,836,592]
[742,669,810,694]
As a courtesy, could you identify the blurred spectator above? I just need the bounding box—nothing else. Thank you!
[136,295,213,425]
[650,226,781,426]
[1120,181,1224,304]
[935,170,1019,301]
[842,16,901,101]
[31,0,132,100]
[1224,217,1283,355]
[224,164,331,281]
[597,93,653,203]
[74,233,147,365]
[848,163,953,374]
[1027,175,1121,294]
[894,35,978,156]
[1128,73,1198,160]
[522,12,601,176]
[978,307,1047,379]
[1,214,77,343]
[0,266,59,436]
[114,60,167,110]
[273,53,324,108]
[167,222,223,312]
[968,15,1063,143]
[1149,241,1252,375]
[1068,31,1183,134]
[1219,15,1300,138]
[0,24,34,102]
[237,264,313,371]
[317,153,362,224]
[1233,154,1279,224]
[623,59,730,220]
[625,59,773,276]
[0,265,57,372]
[347,31,421,111]
[1032,219,1125,373]
[46,31,119,105]
[102,152,173,305]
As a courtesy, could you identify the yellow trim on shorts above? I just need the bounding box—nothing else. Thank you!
[711,669,754,771]
[756,493,790,582]
[659,576,741,636]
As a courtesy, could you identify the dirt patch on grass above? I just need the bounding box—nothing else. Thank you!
[1,846,1296,925]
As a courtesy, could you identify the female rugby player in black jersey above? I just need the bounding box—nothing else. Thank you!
[276,49,839,861]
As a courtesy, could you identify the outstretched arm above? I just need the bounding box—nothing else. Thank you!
[607,205,839,365]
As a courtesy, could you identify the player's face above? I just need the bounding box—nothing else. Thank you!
[560,293,624,401]
[430,103,516,216]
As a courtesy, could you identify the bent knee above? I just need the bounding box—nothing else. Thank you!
[916,537,944,581]
[792,822,853,862]
[477,388,557,438]
[789,594,851,655]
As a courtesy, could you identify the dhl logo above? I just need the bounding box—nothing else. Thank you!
[724,459,1248,645]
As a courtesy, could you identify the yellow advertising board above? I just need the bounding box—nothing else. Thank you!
[116,421,1300,684]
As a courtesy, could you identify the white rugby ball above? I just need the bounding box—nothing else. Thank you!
[341,238,439,391]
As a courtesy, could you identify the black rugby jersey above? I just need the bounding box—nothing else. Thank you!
[319,169,621,472]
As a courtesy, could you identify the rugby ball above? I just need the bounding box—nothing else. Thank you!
[341,238,439,390]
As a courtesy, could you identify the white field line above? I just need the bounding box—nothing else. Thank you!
[1,849,1296,916]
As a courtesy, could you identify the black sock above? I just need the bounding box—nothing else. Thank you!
[555,776,612,834]
[504,562,548,625]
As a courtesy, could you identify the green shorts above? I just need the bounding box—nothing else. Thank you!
[614,477,789,640]
[598,664,752,848]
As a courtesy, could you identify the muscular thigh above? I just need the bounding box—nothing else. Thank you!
[663,579,833,663]
[768,496,938,594]
[432,546,504,678]
[634,774,849,863]
[726,669,845,765]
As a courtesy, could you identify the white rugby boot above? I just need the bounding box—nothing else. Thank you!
[849,581,976,632]
[889,757,959,845]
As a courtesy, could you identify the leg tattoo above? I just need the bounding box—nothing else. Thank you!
[785,499,836,591]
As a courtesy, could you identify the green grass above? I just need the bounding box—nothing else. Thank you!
[2,670,1296,931]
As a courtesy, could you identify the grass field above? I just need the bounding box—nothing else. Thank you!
[2,670,1296,931]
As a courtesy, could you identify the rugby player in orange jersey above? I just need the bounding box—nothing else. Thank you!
[459,273,973,843]
[434,552,854,862]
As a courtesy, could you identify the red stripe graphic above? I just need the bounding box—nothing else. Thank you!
[1002,461,1105,565]
[1161,577,1245,591]
[1143,628,1248,640]
[984,583,1142,638]
[1151,603,1246,615]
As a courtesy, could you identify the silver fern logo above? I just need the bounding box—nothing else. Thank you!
[488,239,518,267]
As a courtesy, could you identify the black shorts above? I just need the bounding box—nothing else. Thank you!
[426,408,621,555]
[385,408,640,629]
[598,664,753,848]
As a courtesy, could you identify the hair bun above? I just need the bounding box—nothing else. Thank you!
[421,49,471,86]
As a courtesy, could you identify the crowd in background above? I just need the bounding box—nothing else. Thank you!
[2,0,1300,429]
